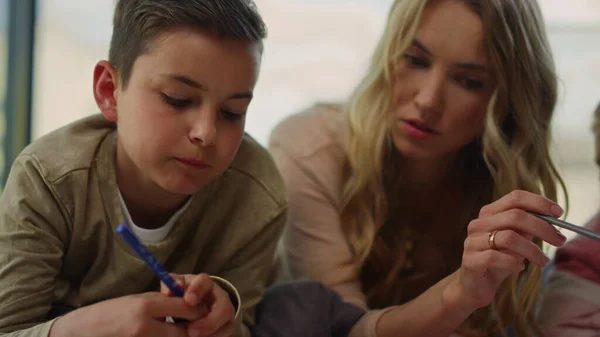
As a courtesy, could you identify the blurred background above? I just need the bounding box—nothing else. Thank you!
[1,0,598,251]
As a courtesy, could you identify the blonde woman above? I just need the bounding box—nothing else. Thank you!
[268,0,568,336]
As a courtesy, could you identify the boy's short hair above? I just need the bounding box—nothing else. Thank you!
[108,0,267,87]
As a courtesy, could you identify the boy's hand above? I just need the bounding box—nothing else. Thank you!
[161,273,236,337]
[49,292,204,337]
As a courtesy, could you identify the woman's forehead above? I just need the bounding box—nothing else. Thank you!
[415,0,488,64]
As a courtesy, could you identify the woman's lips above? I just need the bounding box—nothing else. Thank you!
[401,119,439,139]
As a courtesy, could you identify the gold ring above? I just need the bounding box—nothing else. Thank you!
[488,230,499,250]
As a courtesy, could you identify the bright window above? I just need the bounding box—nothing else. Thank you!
[31,0,600,232]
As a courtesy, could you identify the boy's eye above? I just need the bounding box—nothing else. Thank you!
[221,109,243,121]
[404,54,429,68]
[162,94,191,109]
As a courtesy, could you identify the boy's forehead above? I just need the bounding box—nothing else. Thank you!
[149,28,261,62]
[130,29,262,91]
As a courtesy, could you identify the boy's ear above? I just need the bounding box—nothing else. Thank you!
[93,60,119,122]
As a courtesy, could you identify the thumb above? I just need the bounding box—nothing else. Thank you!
[161,274,186,297]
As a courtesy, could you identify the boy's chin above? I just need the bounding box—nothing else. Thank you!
[158,177,211,196]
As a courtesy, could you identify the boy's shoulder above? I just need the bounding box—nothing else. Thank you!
[20,114,115,182]
[227,133,286,207]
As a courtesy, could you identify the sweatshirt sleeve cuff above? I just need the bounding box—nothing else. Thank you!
[211,275,242,319]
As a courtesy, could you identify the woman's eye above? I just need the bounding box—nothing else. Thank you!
[459,77,484,90]
[404,54,429,68]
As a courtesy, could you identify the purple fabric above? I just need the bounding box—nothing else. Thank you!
[554,214,600,284]
[253,281,365,337]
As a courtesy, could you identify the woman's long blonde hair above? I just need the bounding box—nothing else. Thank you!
[340,0,568,336]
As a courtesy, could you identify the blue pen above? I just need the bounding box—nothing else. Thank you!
[117,224,188,323]
[116,224,190,323]
[116,224,184,297]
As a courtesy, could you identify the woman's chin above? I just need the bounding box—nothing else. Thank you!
[391,135,439,160]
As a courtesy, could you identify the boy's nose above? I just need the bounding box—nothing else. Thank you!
[189,112,217,147]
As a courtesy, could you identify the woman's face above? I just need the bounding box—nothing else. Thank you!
[390,0,495,161]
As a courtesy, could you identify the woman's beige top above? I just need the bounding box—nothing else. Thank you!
[269,104,465,337]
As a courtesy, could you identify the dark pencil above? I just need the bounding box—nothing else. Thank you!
[528,212,600,242]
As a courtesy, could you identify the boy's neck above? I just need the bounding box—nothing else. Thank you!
[115,141,189,229]
[121,191,188,229]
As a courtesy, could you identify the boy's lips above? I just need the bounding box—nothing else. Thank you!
[175,157,211,169]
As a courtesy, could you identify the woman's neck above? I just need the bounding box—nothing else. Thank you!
[388,150,466,233]
[398,152,460,197]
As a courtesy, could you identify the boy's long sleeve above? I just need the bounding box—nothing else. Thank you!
[215,211,286,337]
[0,116,288,337]
[0,156,69,336]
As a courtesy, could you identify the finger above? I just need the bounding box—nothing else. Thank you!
[470,231,550,267]
[492,231,549,266]
[188,286,235,335]
[183,273,214,307]
[516,230,534,242]
[161,274,186,296]
[182,304,209,322]
[206,321,235,337]
[140,319,189,337]
[138,292,204,321]
[478,190,562,219]
[511,226,534,241]
[468,209,566,247]
[463,250,525,275]
[463,233,523,262]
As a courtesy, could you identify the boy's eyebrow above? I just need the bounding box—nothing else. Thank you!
[164,74,253,100]
[411,39,488,72]
[168,74,203,89]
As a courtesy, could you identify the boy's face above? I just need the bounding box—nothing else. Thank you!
[98,28,261,195]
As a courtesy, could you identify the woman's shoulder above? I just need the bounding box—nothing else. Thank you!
[269,103,347,160]
[269,103,348,205]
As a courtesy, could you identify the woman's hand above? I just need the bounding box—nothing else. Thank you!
[446,190,567,311]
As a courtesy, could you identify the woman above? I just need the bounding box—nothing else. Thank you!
[269,0,568,336]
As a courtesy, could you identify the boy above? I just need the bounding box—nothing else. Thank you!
[0,1,286,337]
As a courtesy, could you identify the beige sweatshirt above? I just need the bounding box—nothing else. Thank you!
[0,115,287,337]
[269,104,466,337]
